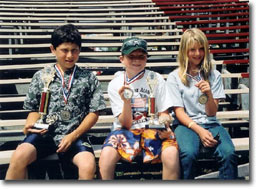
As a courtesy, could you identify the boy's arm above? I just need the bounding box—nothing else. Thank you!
[117,86,133,129]
[157,110,175,139]
[57,111,99,153]
[23,112,46,135]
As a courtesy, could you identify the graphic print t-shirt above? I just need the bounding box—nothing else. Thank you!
[108,70,173,130]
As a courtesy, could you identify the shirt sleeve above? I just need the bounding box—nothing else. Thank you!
[210,70,226,100]
[107,77,123,118]
[88,73,106,112]
[23,71,42,111]
[166,71,184,108]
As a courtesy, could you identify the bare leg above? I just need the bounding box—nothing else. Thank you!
[98,146,121,180]
[5,143,37,180]
[161,146,180,180]
[72,151,96,180]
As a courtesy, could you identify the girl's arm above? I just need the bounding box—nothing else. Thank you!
[174,107,218,147]
[196,80,219,116]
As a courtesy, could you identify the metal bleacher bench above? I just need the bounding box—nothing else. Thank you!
[0,110,250,179]
[0,69,250,179]
[0,0,249,179]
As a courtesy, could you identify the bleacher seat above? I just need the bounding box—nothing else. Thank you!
[0,0,249,180]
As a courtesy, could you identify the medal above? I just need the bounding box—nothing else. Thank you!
[198,94,208,104]
[55,65,76,122]
[186,71,208,105]
[123,69,145,99]
[60,110,71,121]
[124,88,134,99]
[55,64,76,104]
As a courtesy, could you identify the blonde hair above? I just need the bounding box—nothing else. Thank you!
[178,28,212,86]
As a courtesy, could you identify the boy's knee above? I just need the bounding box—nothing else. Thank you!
[79,162,96,173]
[162,147,179,161]
[11,148,35,166]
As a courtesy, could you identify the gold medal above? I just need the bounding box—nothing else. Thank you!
[60,110,71,121]
[123,88,134,99]
[199,94,208,104]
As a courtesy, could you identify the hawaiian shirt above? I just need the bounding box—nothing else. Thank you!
[23,64,106,145]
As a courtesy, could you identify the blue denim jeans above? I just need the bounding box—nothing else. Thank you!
[174,122,238,179]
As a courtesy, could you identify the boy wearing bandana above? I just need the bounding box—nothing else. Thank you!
[99,37,179,180]
[5,24,106,180]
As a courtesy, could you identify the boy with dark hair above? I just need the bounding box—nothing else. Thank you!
[5,24,106,180]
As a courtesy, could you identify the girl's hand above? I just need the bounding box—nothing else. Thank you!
[195,80,211,96]
[198,128,218,148]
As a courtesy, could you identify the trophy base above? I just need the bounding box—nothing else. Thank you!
[33,123,49,130]
[145,124,166,130]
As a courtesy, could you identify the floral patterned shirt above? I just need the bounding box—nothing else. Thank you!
[23,64,106,144]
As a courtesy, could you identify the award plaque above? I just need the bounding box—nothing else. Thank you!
[145,71,166,130]
[34,65,56,129]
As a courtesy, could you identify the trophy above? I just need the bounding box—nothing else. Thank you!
[145,71,166,130]
[33,65,56,129]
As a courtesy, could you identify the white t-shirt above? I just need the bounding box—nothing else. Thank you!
[166,68,226,125]
[108,69,173,130]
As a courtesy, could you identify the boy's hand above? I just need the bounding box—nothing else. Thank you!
[159,114,172,126]
[57,133,76,153]
[118,85,132,102]
[158,127,175,140]
[23,123,48,135]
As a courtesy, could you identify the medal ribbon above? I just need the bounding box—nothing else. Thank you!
[186,71,202,82]
[55,64,77,104]
[124,69,145,85]
[186,71,208,104]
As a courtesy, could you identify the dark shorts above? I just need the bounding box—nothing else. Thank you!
[22,133,94,161]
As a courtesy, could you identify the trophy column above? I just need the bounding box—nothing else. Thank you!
[33,66,56,130]
[145,71,166,130]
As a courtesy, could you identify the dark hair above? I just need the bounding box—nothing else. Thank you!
[51,24,81,49]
